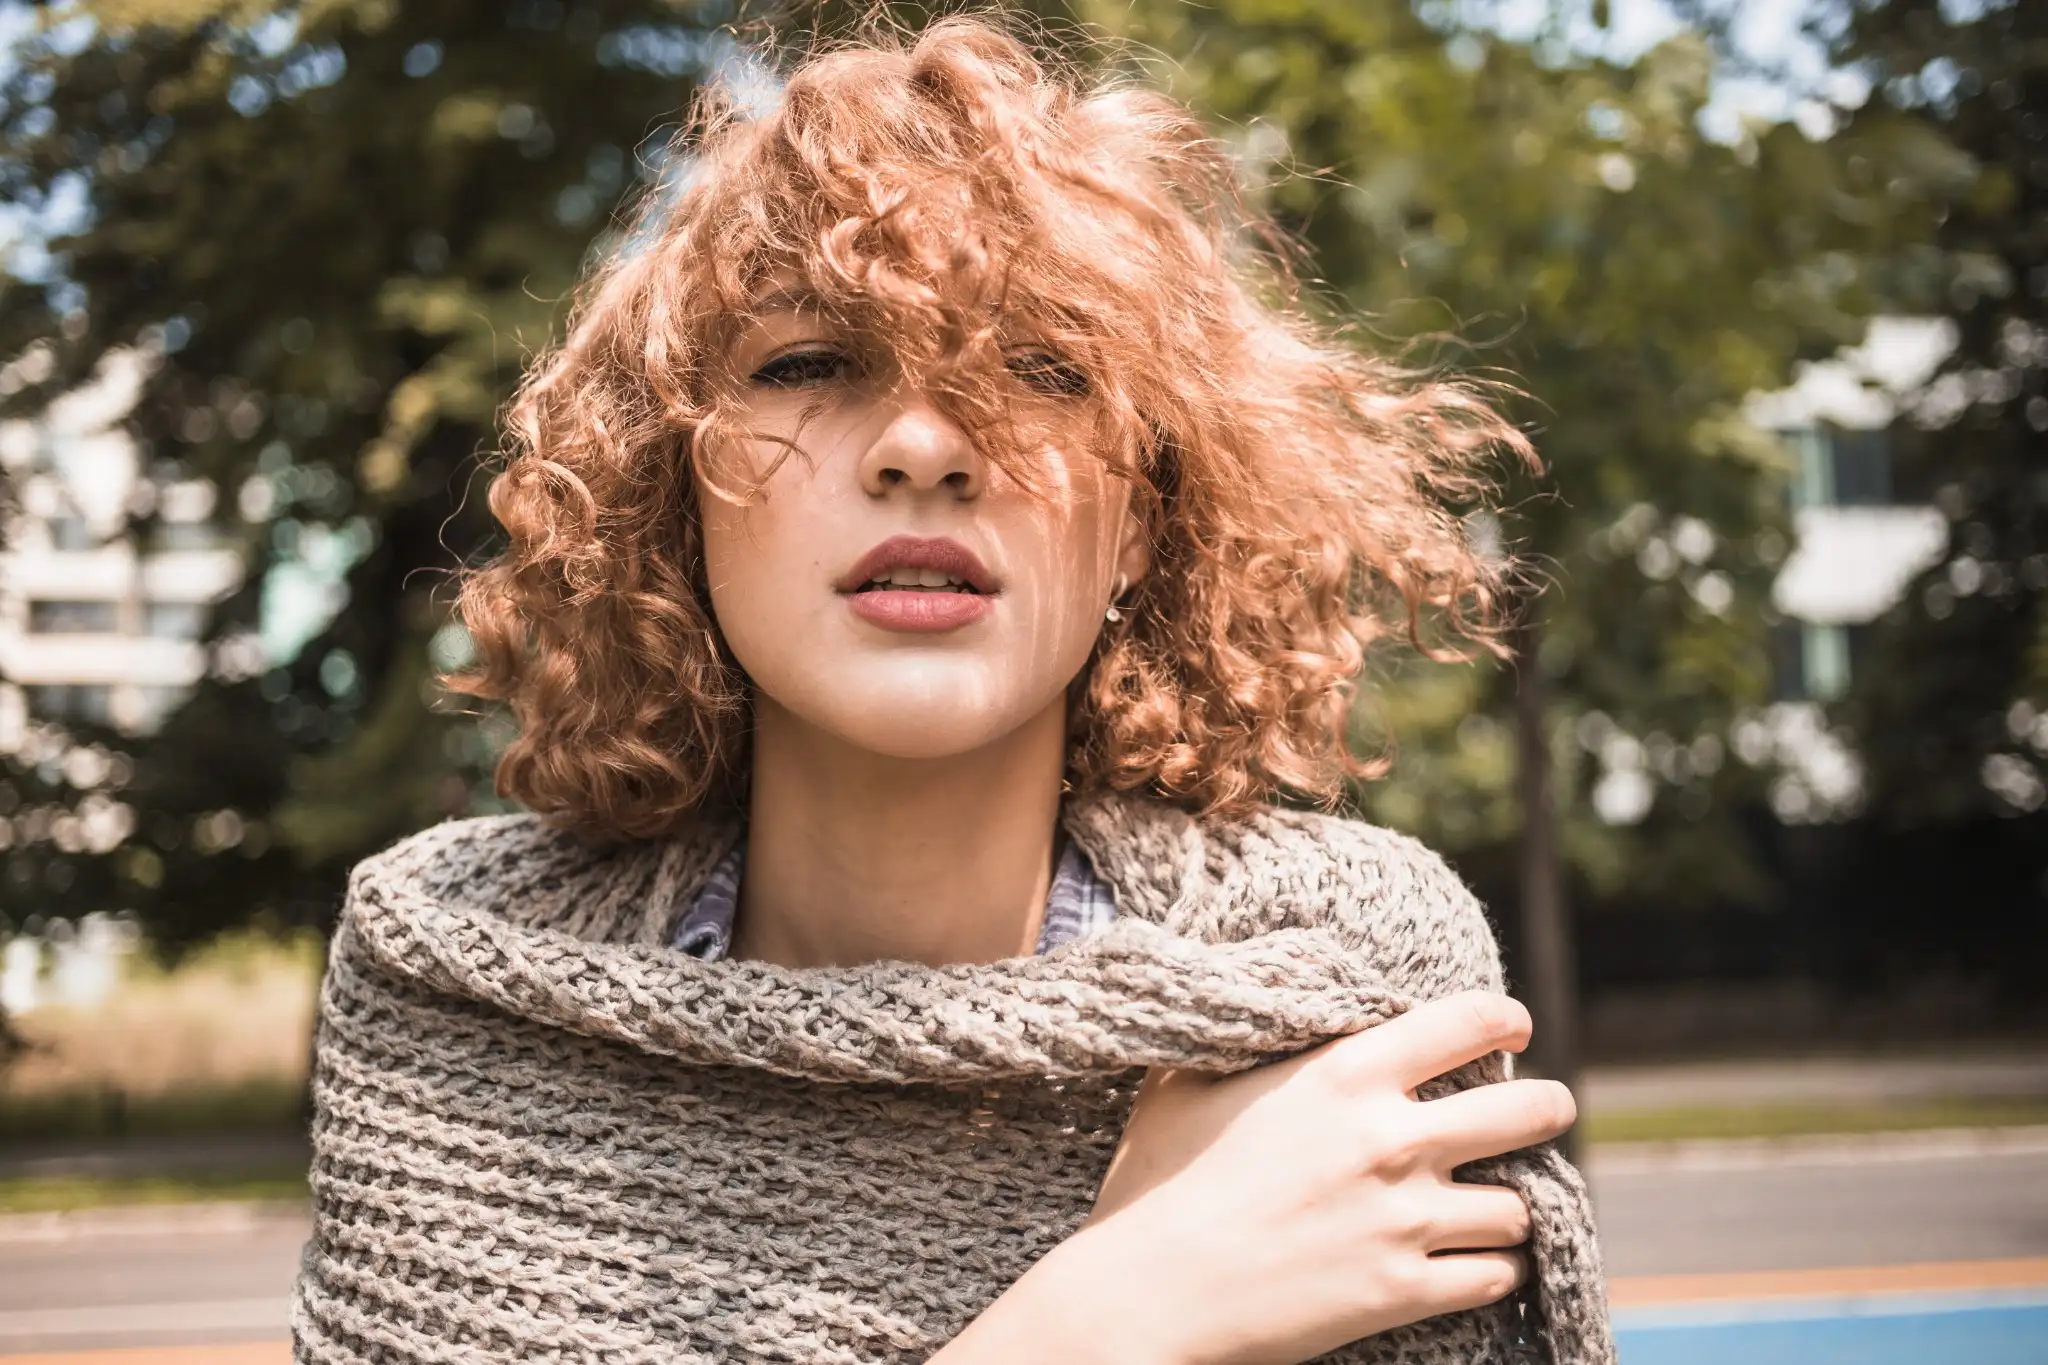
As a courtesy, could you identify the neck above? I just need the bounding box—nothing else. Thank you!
[731,696,1068,968]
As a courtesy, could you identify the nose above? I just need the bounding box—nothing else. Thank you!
[857,390,984,500]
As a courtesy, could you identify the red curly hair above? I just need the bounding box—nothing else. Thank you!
[447,12,1531,841]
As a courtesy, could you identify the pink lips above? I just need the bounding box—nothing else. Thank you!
[838,535,997,633]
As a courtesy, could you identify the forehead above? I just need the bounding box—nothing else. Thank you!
[744,266,813,306]
[738,271,828,323]
[729,266,1064,347]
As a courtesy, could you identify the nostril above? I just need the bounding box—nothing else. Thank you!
[943,471,972,491]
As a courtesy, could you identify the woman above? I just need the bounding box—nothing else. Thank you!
[292,15,1611,1364]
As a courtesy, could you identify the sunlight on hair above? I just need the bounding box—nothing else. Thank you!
[446,14,1533,840]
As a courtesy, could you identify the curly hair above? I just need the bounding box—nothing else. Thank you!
[447,12,1532,842]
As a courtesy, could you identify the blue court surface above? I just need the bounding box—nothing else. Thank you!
[1614,1290,2048,1364]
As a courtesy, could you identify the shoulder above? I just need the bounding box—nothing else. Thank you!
[343,811,723,945]
[348,812,591,904]
[1192,803,1506,1000]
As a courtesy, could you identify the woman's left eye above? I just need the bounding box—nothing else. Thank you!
[1004,349,1090,398]
[750,347,854,388]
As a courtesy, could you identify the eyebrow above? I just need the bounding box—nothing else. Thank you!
[743,282,827,315]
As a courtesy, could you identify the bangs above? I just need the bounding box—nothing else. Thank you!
[648,27,1233,489]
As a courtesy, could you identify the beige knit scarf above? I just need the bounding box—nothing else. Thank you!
[292,791,1614,1364]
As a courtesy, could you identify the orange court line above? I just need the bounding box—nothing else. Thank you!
[1609,1256,2048,1307]
[11,1261,2048,1362]
[0,1345,287,1365]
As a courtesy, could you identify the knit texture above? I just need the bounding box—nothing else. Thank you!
[292,791,1614,1365]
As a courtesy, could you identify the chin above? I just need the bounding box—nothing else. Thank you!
[817,698,1032,761]
[770,657,1049,761]
[840,725,1016,761]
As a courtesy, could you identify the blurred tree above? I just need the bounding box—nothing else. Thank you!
[0,0,734,949]
[1091,0,1954,1094]
[0,0,1990,1090]
[1831,0,2048,829]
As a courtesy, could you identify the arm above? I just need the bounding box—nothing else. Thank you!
[931,992,1576,1365]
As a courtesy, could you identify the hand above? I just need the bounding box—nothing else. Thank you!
[1062,991,1574,1365]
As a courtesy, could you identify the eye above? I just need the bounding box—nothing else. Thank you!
[750,346,855,388]
[1004,347,1090,398]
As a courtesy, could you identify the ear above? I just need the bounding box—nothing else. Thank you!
[1113,488,1152,597]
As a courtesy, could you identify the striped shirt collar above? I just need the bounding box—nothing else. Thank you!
[671,834,1118,961]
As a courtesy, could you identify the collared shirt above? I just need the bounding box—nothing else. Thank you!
[671,834,1119,961]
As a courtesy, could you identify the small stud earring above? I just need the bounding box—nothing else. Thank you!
[1105,574,1129,624]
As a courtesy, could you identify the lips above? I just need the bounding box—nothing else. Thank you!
[838,535,997,633]
[837,536,998,595]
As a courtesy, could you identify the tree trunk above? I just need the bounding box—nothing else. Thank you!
[1512,612,1583,1163]
[0,1003,23,1072]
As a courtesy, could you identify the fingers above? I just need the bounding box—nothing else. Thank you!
[1421,1182,1532,1254]
[1416,1077,1577,1169]
[1423,1248,1529,1315]
[1340,991,1533,1091]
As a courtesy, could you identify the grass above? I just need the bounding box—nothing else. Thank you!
[0,1075,305,1145]
[1582,1097,2048,1145]
[2,927,319,1145]
[0,1164,309,1214]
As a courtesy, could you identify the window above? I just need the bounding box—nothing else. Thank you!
[28,600,119,634]
[1775,423,1904,703]
[1828,428,1892,506]
[1786,424,1893,510]
[1801,623,1852,702]
[144,601,209,638]
[1771,619,1873,704]
[48,516,97,551]
[147,520,223,553]
[25,684,113,726]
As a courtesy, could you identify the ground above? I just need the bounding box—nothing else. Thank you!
[1,1118,2045,1361]
[4,1009,2046,1362]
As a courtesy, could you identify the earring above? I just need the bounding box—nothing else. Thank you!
[1105,574,1129,624]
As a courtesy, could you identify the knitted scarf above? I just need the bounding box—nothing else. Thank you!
[291,791,1615,1365]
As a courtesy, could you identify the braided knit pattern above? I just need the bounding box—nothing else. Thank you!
[291,792,1614,1365]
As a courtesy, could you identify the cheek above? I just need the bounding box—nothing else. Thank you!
[697,489,803,670]
[1050,513,1118,624]
[1005,482,1127,662]
[695,447,858,696]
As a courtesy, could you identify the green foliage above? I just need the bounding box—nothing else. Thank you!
[1,0,730,942]
[1833,0,2048,827]
[1,0,2011,962]
[0,1164,310,1212]
[0,1073,305,1144]
[1580,1096,2048,1145]
[1092,0,1948,903]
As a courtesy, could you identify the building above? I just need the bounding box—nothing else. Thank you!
[1751,316,1953,702]
[1582,318,1956,829]
[0,349,243,750]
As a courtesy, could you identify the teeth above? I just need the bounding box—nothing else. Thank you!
[869,567,967,589]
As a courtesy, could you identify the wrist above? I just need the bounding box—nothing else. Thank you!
[1033,1213,1215,1365]
[935,1214,1203,1365]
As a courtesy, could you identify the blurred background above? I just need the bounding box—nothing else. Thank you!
[0,0,2041,1361]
